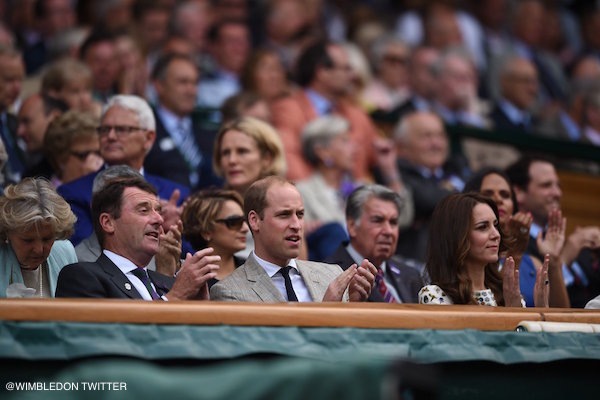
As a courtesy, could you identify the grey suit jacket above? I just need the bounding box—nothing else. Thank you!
[210,253,347,302]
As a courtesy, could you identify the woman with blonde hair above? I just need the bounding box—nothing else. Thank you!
[0,178,77,297]
[213,117,286,258]
[213,116,286,197]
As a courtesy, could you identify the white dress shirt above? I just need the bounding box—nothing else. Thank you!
[252,252,313,302]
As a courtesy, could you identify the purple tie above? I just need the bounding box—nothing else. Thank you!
[131,268,161,300]
[375,268,397,303]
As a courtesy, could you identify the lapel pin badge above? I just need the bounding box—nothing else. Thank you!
[124,283,132,290]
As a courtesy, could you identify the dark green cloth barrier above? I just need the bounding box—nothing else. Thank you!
[1,358,392,400]
[1,321,600,364]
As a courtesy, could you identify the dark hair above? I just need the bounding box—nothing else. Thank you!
[182,188,244,251]
[294,40,334,87]
[79,30,115,60]
[240,48,280,92]
[463,167,518,213]
[426,193,504,305]
[41,94,69,115]
[151,52,198,82]
[505,154,555,191]
[220,91,264,123]
[207,18,248,43]
[91,176,157,248]
[244,176,291,226]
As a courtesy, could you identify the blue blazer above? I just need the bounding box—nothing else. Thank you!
[57,168,190,246]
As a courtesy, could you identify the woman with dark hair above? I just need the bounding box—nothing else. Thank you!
[181,189,248,288]
[419,192,549,306]
[463,167,569,307]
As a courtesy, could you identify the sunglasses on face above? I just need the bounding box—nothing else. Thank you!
[70,149,101,161]
[215,215,245,230]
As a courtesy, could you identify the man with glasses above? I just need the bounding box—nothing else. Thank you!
[58,95,189,246]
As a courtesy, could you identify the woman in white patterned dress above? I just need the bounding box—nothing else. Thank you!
[418,193,549,307]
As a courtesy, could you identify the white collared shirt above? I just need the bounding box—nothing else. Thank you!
[252,252,313,302]
[345,244,402,303]
[103,250,161,301]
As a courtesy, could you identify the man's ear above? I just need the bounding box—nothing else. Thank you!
[248,210,260,233]
[99,212,116,235]
[144,129,156,152]
[346,218,357,239]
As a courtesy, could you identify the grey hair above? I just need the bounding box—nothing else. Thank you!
[345,184,403,226]
[0,178,76,240]
[301,115,350,167]
[393,111,442,143]
[430,46,476,78]
[92,165,144,194]
[102,95,156,131]
[370,34,408,71]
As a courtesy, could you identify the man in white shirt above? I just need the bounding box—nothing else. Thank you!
[56,176,218,300]
[211,176,376,302]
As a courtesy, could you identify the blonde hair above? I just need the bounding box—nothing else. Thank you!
[213,116,286,178]
[0,178,76,240]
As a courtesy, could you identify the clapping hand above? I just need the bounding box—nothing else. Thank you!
[503,211,533,260]
[165,248,220,301]
[156,220,183,276]
[322,259,377,302]
[536,209,566,262]
[533,254,550,308]
[502,256,524,307]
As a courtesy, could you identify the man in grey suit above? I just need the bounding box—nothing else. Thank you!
[211,176,376,302]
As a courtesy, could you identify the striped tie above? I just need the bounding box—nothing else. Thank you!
[176,123,202,186]
[375,268,397,303]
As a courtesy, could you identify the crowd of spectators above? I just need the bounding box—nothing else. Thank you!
[0,0,599,308]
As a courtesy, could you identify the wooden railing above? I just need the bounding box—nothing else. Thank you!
[2,299,600,331]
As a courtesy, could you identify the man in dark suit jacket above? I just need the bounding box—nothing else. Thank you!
[0,45,26,186]
[56,176,219,300]
[376,111,468,262]
[326,184,425,303]
[58,94,190,246]
[146,53,222,190]
[490,56,539,133]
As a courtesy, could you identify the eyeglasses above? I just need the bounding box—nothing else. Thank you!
[383,54,408,65]
[96,125,145,137]
[215,215,245,230]
[70,149,101,161]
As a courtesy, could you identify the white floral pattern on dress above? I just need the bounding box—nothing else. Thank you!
[418,284,498,306]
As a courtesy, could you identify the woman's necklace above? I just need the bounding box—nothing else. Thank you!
[38,264,43,297]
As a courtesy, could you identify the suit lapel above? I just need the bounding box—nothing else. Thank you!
[96,254,143,299]
[244,255,285,302]
[297,261,325,302]
[386,260,410,303]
